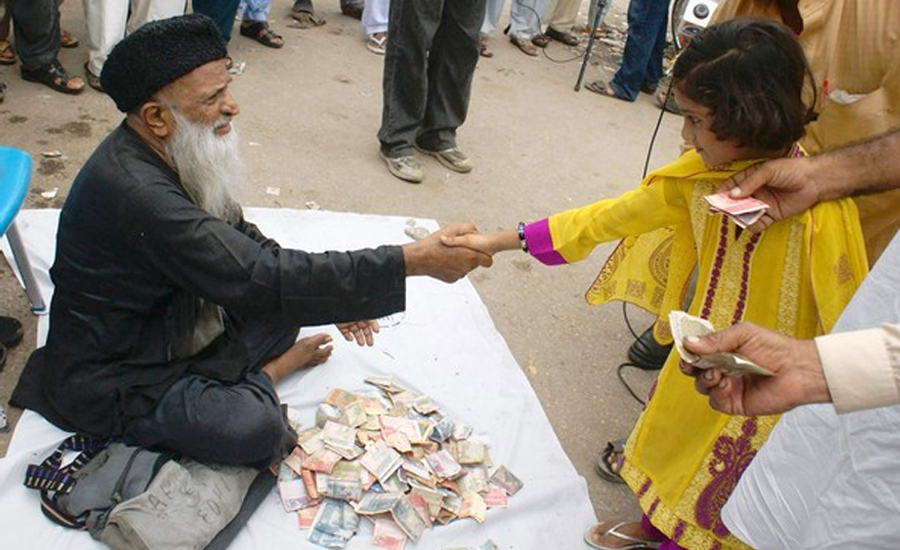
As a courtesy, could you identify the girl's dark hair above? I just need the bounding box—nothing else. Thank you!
[673,18,815,152]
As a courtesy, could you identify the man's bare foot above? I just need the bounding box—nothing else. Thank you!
[262,333,333,383]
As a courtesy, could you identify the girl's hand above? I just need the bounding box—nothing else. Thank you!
[440,229,520,256]
[336,320,380,347]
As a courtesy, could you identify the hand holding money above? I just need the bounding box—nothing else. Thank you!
[677,321,831,416]
[703,192,770,229]
[669,311,775,377]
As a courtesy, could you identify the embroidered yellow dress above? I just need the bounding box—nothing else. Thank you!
[521,149,868,550]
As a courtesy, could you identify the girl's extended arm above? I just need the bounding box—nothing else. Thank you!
[440,229,520,256]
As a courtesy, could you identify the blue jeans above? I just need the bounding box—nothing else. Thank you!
[8,0,61,70]
[377,0,485,157]
[609,0,670,101]
[193,0,241,42]
[240,0,271,22]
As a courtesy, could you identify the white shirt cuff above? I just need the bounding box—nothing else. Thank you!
[816,326,900,413]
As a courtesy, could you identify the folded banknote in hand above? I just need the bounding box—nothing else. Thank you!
[668,310,775,377]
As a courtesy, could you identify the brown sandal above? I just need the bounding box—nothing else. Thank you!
[21,59,85,95]
[240,21,284,49]
[510,36,538,57]
[0,39,15,65]
[531,34,551,48]
[60,29,79,48]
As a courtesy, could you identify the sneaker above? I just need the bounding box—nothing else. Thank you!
[381,152,424,183]
[416,146,473,173]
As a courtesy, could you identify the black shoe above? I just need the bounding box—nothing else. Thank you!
[627,327,671,370]
[0,316,22,348]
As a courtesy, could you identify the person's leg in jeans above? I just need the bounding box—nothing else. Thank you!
[192,0,241,42]
[608,0,669,100]
[415,0,484,155]
[377,0,442,159]
[640,8,667,92]
[8,0,84,93]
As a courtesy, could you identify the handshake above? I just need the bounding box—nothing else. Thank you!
[402,224,519,283]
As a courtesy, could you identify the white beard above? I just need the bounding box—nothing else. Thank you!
[166,109,245,224]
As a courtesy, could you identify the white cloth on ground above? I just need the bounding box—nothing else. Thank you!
[722,228,900,549]
[0,208,597,550]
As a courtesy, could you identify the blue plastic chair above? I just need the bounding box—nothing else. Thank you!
[0,146,47,314]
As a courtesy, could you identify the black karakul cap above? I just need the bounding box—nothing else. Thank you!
[100,14,228,113]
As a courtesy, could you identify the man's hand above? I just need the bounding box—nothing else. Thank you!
[679,322,831,416]
[336,320,380,346]
[403,223,493,283]
[719,157,820,233]
[439,229,519,256]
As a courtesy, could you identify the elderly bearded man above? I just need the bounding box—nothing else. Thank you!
[11,14,491,469]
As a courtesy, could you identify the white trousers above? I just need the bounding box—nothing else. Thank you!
[82,0,187,76]
[361,0,390,36]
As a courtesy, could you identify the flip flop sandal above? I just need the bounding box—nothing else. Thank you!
[240,21,284,48]
[21,60,85,95]
[0,40,15,65]
[585,80,631,102]
[60,29,79,48]
[83,62,104,93]
[366,33,387,55]
[584,521,662,550]
[510,36,538,57]
[531,34,551,48]
[595,438,627,484]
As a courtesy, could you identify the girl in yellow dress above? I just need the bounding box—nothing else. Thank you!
[443,18,868,550]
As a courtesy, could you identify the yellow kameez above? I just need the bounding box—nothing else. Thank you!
[542,150,868,550]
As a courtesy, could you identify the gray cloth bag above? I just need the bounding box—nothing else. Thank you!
[58,443,168,538]
[100,459,257,550]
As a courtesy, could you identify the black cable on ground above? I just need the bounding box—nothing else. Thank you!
[616,76,674,405]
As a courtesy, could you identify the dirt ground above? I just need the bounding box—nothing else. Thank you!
[0,0,685,528]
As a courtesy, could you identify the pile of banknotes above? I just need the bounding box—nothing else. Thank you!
[275,376,522,550]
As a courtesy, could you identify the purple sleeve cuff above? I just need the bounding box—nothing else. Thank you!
[524,219,568,265]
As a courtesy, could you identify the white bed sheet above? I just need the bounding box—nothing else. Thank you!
[0,208,597,550]
[722,230,900,549]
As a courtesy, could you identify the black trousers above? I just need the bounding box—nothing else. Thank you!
[8,0,61,70]
[377,0,486,157]
[125,319,300,469]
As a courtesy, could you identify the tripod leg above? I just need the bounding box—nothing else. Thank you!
[575,0,607,91]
